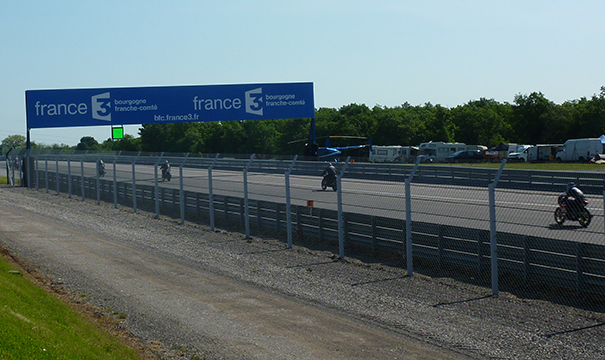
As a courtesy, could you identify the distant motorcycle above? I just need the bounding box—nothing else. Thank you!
[554,193,592,227]
[98,161,106,177]
[321,175,337,191]
[161,166,172,182]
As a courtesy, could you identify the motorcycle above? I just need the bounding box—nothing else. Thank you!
[98,161,106,177]
[554,193,592,227]
[321,175,337,191]
[161,166,172,182]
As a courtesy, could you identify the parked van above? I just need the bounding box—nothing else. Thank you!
[527,144,561,162]
[369,145,418,163]
[555,138,603,162]
[507,145,533,162]
[417,142,467,162]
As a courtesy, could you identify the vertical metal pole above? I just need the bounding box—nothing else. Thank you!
[243,154,255,239]
[154,162,160,218]
[285,155,298,249]
[113,159,118,208]
[35,158,39,190]
[489,183,498,296]
[208,166,214,231]
[405,178,413,275]
[45,158,49,193]
[244,168,250,238]
[208,153,219,231]
[405,158,420,276]
[26,149,31,188]
[80,159,85,201]
[132,162,137,213]
[18,156,22,185]
[67,158,72,198]
[489,159,507,296]
[96,159,101,205]
[56,158,60,195]
[285,172,292,247]
[337,157,351,259]
[180,165,185,225]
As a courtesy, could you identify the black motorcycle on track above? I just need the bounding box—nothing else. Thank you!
[554,193,592,227]
[321,175,337,191]
[161,166,172,182]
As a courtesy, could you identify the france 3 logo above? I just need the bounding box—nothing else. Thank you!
[245,87,263,116]
[92,92,111,121]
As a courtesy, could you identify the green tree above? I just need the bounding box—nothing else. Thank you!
[75,136,100,151]
[512,92,554,144]
[451,98,514,147]
[139,124,169,152]
[1,134,26,153]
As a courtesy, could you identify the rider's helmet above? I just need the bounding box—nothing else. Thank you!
[567,182,575,191]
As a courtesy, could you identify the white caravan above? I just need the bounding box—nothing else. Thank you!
[555,138,603,162]
[417,142,467,163]
[369,145,418,163]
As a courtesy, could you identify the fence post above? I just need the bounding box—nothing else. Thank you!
[208,154,219,231]
[35,158,39,190]
[96,159,101,205]
[80,157,85,201]
[45,158,49,193]
[154,160,160,218]
[113,158,118,208]
[179,165,185,225]
[25,149,32,188]
[405,158,421,276]
[55,157,60,195]
[132,161,137,213]
[285,155,298,249]
[489,159,507,296]
[243,154,255,239]
[337,157,351,259]
[67,157,72,198]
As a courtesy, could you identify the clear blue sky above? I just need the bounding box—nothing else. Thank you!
[2,1,604,146]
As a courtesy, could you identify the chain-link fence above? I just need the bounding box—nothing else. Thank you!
[5,148,605,306]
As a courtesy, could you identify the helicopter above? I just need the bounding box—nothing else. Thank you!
[291,118,371,161]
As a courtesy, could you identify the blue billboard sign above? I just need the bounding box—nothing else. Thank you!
[25,82,314,129]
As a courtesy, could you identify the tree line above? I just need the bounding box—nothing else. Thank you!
[3,87,605,156]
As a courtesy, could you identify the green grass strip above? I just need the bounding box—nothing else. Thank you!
[0,256,143,360]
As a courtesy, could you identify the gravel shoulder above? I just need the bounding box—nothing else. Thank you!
[1,185,605,359]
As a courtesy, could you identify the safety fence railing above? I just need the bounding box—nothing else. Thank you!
[5,149,605,306]
[6,148,605,194]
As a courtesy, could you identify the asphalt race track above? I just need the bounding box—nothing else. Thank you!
[31,161,605,246]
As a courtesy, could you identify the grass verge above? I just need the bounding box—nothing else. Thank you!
[0,250,153,360]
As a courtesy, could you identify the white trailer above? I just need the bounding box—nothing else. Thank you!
[369,145,418,163]
[417,142,467,162]
[555,138,603,162]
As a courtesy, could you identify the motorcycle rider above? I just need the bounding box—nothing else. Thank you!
[98,159,105,177]
[160,160,170,179]
[564,182,586,213]
[322,162,337,183]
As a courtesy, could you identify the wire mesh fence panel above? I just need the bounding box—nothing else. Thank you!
[7,150,605,304]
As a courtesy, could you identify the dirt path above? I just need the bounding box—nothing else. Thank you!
[0,187,468,360]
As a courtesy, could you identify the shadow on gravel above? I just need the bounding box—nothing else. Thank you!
[350,275,410,287]
[285,260,339,269]
[432,295,495,308]
[544,322,605,338]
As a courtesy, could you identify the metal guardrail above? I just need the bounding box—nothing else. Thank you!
[10,149,605,194]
